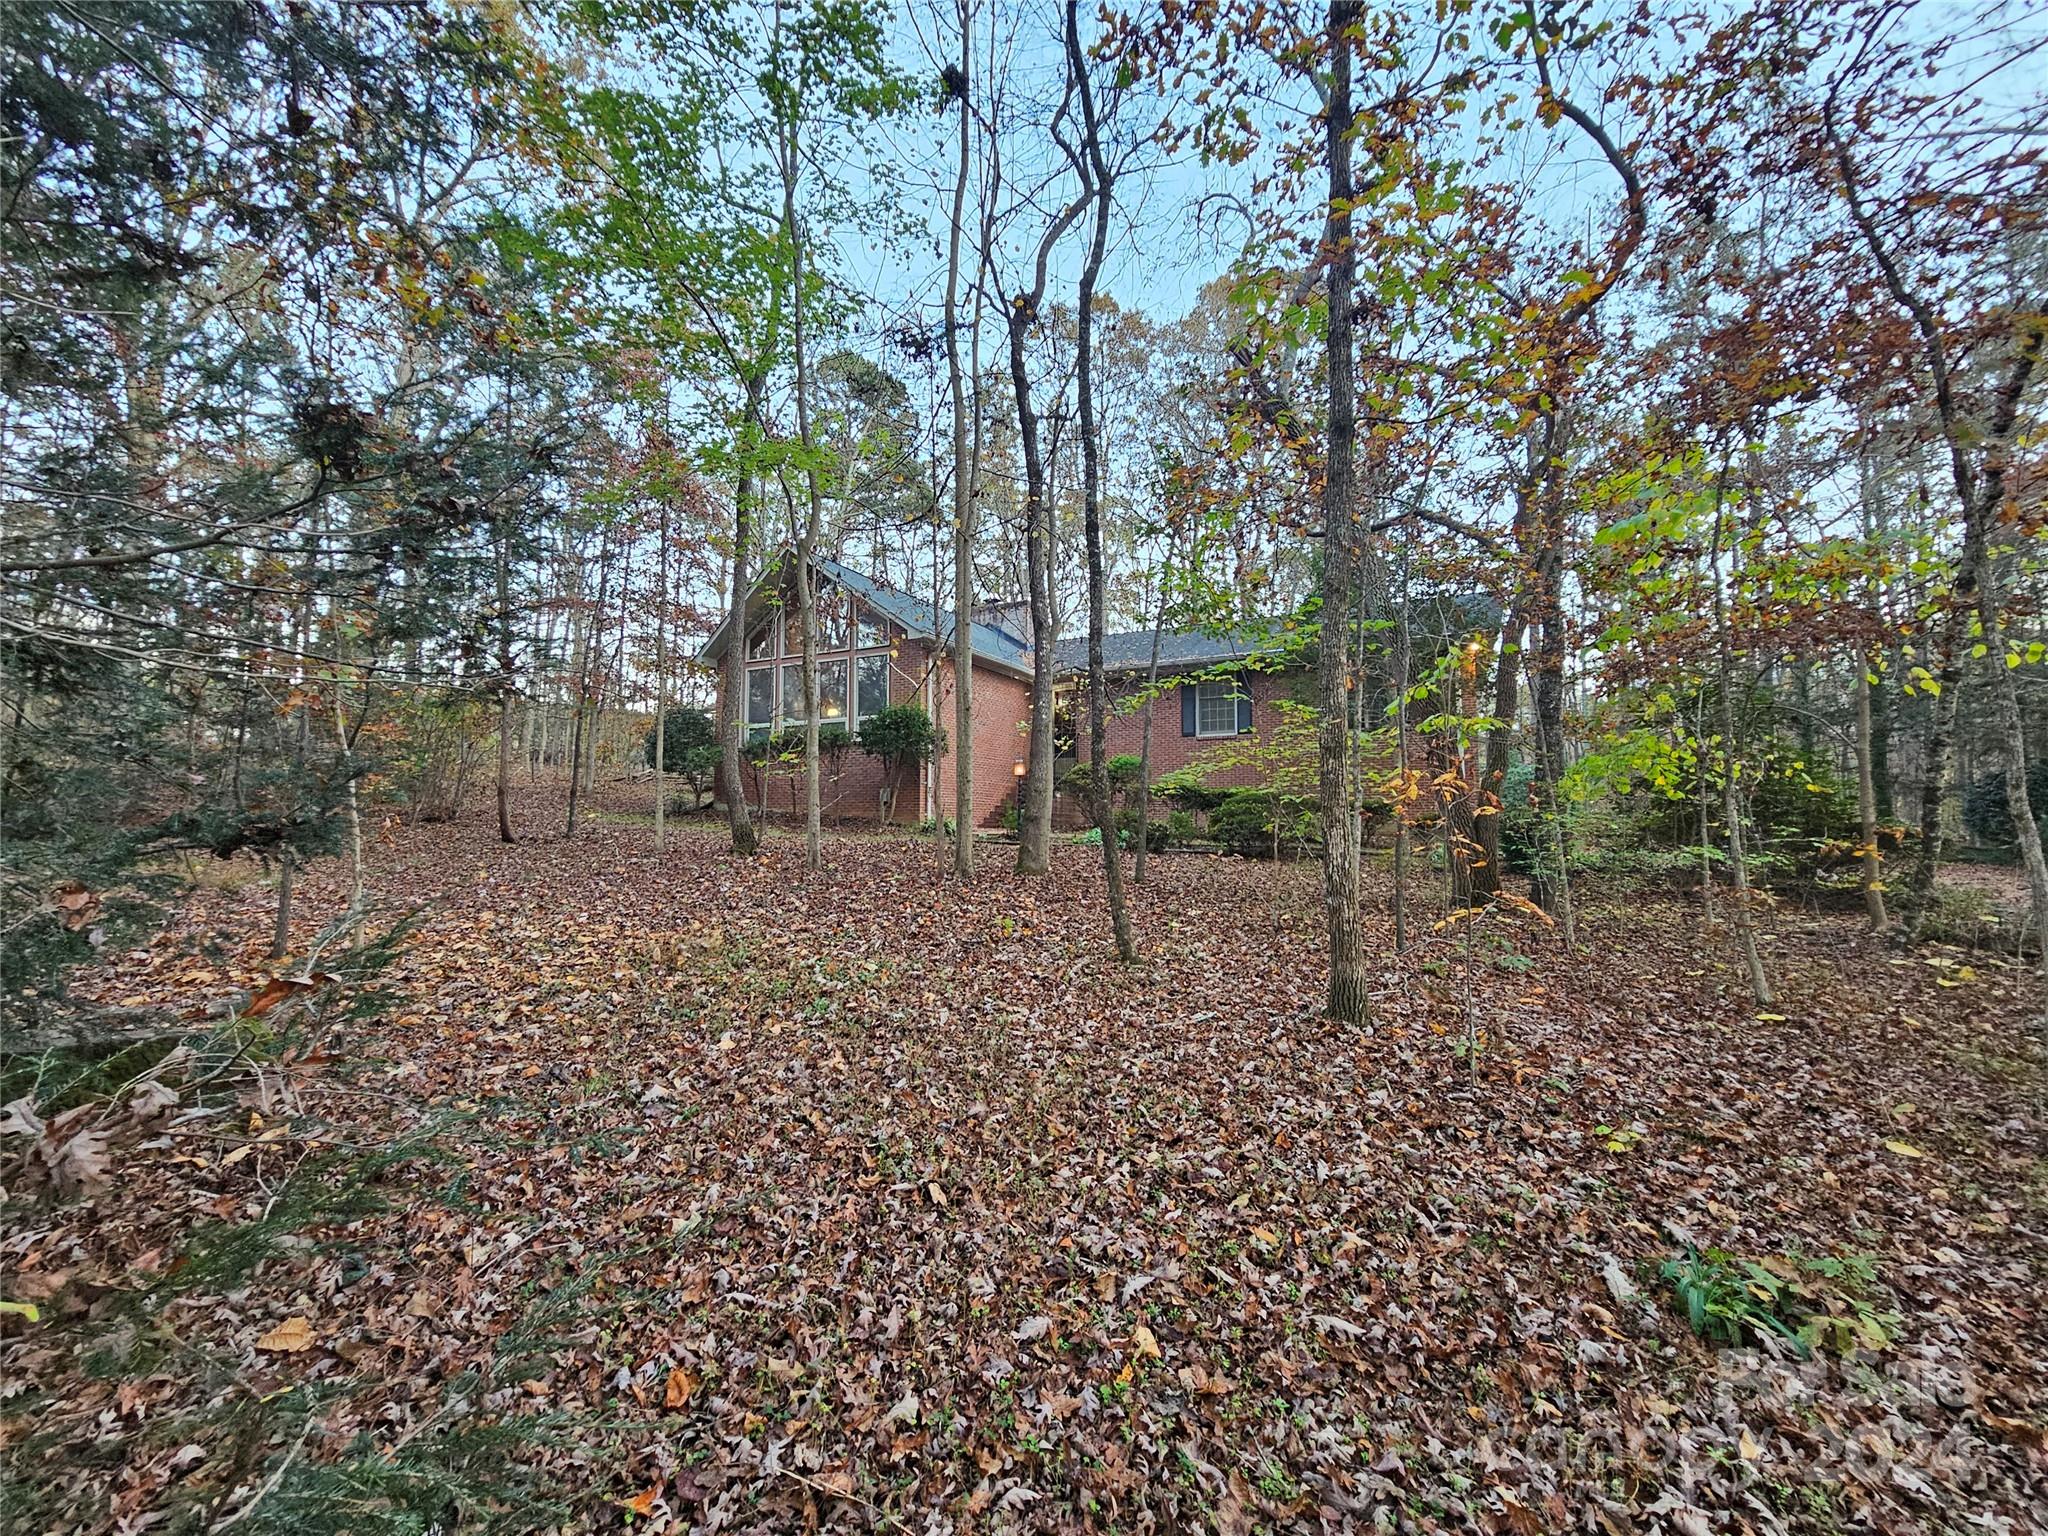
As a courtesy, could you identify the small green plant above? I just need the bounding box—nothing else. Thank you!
[1113,808,1169,852]
[1662,1247,1897,1357]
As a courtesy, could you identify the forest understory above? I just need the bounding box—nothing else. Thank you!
[4,786,2044,1535]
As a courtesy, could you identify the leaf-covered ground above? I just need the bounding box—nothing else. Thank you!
[7,788,2046,1534]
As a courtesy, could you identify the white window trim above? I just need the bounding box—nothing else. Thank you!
[771,659,854,730]
[745,607,898,733]
[746,666,775,719]
[855,652,891,724]
[1195,678,1243,738]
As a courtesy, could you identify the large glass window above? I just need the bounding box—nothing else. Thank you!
[747,666,775,727]
[747,622,775,661]
[818,659,848,723]
[857,654,890,720]
[769,660,851,725]
[1195,678,1244,737]
[857,606,890,650]
[817,590,851,649]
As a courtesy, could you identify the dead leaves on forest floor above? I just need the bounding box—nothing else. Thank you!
[5,787,2046,1535]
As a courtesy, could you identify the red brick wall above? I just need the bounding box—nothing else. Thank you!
[929,660,1032,829]
[713,636,1034,828]
[1102,668,1306,789]
[1051,668,1328,827]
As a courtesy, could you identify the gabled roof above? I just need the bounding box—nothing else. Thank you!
[1050,627,1290,677]
[817,557,1033,674]
[695,551,1034,678]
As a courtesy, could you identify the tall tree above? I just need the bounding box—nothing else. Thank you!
[1067,0,1136,961]
[1316,0,1370,1025]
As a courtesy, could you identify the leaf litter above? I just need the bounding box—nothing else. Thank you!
[3,792,2043,1533]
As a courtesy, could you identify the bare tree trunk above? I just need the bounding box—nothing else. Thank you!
[1978,558,2048,983]
[1708,461,1773,1007]
[565,519,614,839]
[653,478,668,855]
[496,506,516,843]
[1856,651,1889,931]
[777,108,827,874]
[271,558,313,961]
[722,376,765,857]
[1471,598,1523,902]
[1000,87,1088,877]
[1068,0,1134,962]
[271,854,294,961]
[945,1,976,877]
[1390,530,1414,950]
[1524,424,1575,945]
[1132,553,1169,886]
[1318,0,1369,1026]
[1828,112,2039,930]
[1012,301,1056,875]
[1513,39,1644,943]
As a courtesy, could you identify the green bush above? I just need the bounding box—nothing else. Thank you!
[644,707,714,767]
[1210,788,1319,858]
[646,709,720,802]
[858,704,943,766]
[743,728,802,764]
[1114,808,1170,852]
[1154,776,1229,814]
[1497,761,1546,875]
[746,724,849,765]
[1915,882,2007,950]
[1058,753,1142,802]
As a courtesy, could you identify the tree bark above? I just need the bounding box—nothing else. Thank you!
[1855,649,1889,932]
[1708,461,1773,1007]
[565,519,614,839]
[945,1,976,877]
[722,375,765,857]
[1001,88,1088,877]
[1470,596,1525,902]
[653,469,669,855]
[495,505,516,844]
[1068,0,1134,962]
[778,105,827,874]
[1318,0,1370,1026]
[1132,551,1170,886]
[1010,301,1057,875]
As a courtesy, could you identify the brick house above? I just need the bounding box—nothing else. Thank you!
[700,553,1303,829]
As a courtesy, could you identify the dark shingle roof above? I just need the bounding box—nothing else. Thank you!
[1050,628,1285,676]
[816,557,1033,673]
[697,553,1035,677]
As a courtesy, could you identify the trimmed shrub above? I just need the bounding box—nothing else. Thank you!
[1154,777,1229,815]
[857,704,943,766]
[1114,808,1170,852]
[1059,754,1142,803]
[1210,788,1319,858]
